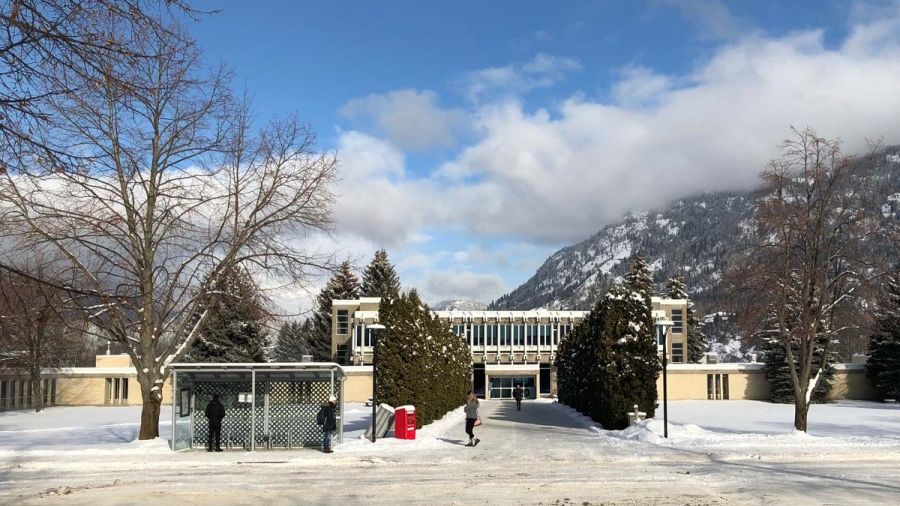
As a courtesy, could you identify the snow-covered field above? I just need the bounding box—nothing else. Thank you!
[2,400,900,505]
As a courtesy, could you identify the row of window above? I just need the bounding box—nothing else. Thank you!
[451,323,572,348]
[0,379,57,410]
[352,322,575,350]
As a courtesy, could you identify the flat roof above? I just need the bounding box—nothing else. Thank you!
[169,362,346,379]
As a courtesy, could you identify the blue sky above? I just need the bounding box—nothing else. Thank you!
[189,1,900,308]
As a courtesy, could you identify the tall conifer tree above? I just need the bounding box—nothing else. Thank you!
[360,249,401,300]
[186,267,270,363]
[376,290,471,427]
[867,267,900,401]
[273,319,314,362]
[310,261,359,361]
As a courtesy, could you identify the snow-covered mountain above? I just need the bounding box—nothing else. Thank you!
[491,148,900,314]
[431,299,488,311]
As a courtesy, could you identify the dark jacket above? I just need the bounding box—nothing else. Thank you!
[317,403,337,431]
[205,399,226,425]
[513,388,524,401]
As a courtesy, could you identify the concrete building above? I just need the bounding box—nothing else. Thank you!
[0,353,171,410]
[331,297,691,400]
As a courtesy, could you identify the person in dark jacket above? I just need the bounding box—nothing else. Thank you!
[513,384,524,411]
[205,394,226,452]
[316,395,338,453]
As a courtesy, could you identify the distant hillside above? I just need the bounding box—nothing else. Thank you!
[431,299,488,311]
[491,148,900,317]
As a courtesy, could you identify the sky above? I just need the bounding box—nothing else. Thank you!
[187,0,900,311]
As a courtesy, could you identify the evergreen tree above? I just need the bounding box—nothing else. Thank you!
[624,253,654,300]
[273,319,314,362]
[186,267,270,363]
[360,249,401,300]
[557,256,661,430]
[758,305,837,403]
[665,276,708,363]
[376,290,471,428]
[867,267,900,401]
[310,261,359,361]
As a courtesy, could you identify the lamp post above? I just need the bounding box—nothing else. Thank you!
[655,319,674,438]
[367,323,385,443]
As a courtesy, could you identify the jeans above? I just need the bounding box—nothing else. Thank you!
[515,399,522,410]
[465,418,476,439]
[323,429,333,450]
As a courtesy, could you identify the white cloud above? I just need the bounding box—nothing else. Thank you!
[325,16,900,304]
[461,53,582,102]
[339,89,466,151]
[425,271,507,303]
[436,23,900,242]
[611,65,673,107]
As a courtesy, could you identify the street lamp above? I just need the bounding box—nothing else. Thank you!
[367,323,386,443]
[655,318,674,439]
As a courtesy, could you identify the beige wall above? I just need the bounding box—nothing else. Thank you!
[344,368,373,403]
[826,366,879,401]
[95,354,133,368]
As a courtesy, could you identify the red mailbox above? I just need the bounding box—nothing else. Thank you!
[394,405,416,440]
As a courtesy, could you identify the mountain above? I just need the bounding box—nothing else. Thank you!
[491,148,900,317]
[431,299,488,311]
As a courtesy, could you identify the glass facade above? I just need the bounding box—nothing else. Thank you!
[489,376,537,399]
[449,322,575,350]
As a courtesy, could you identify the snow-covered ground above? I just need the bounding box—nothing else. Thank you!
[2,400,900,504]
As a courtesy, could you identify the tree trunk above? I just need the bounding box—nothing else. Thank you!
[138,380,161,440]
[31,374,43,413]
[793,397,809,432]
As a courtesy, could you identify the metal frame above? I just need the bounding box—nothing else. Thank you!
[169,363,347,452]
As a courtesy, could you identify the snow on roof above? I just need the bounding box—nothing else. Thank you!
[354,311,380,319]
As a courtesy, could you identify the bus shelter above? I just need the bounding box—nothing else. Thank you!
[169,363,346,451]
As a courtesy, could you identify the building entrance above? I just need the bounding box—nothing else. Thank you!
[488,376,536,400]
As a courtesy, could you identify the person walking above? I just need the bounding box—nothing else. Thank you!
[204,394,226,452]
[317,395,338,453]
[513,384,524,411]
[464,391,480,447]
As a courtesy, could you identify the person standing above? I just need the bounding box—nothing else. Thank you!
[464,391,480,447]
[317,395,338,453]
[513,384,524,411]
[204,394,226,452]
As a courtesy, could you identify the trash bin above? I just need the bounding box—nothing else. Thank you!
[394,405,416,440]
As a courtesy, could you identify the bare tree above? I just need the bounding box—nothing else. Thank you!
[734,127,880,431]
[0,261,87,412]
[0,15,336,438]
[1,1,198,175]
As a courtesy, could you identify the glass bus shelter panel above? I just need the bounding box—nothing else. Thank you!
[192,378,254,449]
[253,375,342,448]
[172,374,193,451]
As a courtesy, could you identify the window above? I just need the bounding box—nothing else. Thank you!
[706,373,729,400]
[671,309,684,334]
[539,325,550,346]
[0,380,7,409]
[336,310,349,335]
[671,343,684,363]
[105,378,130,405]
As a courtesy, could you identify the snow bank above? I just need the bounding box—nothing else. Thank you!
[337,403,468,454]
